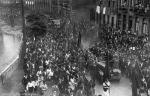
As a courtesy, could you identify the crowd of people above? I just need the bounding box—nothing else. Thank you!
[98,24,150,95]
[21,13,102,96]
[21,11,150,95]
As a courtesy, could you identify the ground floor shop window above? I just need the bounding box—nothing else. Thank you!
[128,16,133,31]
[103,15,105,24]
[90,8,95,21]
[111,16,114,27]
[117,14,121,29]
[123,15,126,30]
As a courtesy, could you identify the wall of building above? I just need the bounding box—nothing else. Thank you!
[96,0,150,37]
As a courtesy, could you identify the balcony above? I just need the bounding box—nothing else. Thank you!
[118,6,128,13]
[118,2,128,13]
[132,5,150,17]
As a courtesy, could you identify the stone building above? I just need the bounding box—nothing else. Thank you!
[96,0,150,36]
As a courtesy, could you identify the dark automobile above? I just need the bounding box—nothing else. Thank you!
[110,68,121,81]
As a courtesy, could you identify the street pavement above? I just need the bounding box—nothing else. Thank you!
[85,72,132,96]
[94,77,132,96]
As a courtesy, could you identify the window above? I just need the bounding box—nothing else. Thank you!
[108,0,111,7]
[136,18,140,35]
[129,0,134,7]
[143,19,148,34]
[123,15,126,30]
[107,15,109,24]
[117,14,121,29]
[128,16,132,31]
[112,1,115,8]
[111,17,114,27]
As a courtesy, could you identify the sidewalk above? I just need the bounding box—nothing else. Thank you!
[0,18,23,96]
[94,76,132,96]
[0,63,24,96]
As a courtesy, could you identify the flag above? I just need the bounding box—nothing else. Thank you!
[103,7,106,14]
[96,6,101,14]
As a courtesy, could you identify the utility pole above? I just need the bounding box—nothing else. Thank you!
[57,0,60,14]
[70,0,72,19]
[20,0,26,67]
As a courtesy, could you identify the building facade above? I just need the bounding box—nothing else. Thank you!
[96,0,150,36]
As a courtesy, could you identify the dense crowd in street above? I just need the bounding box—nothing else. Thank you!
[21,14,102,96]
[20,12,150,96]
[98,24,150,96]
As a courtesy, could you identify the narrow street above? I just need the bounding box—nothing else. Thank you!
[95,77,132,96]
[1,0,149,96]
[81,30,132,96]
